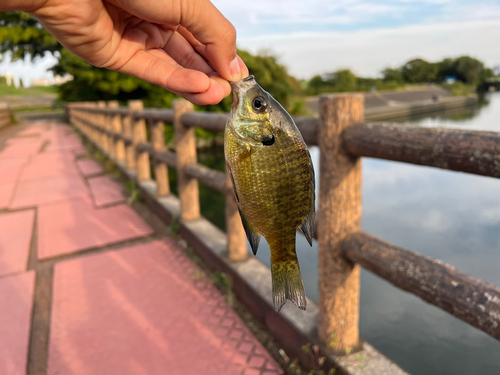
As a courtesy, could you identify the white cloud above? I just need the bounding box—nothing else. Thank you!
[237,20,500,78]
[214,0,401,27]
[427,4,500,23]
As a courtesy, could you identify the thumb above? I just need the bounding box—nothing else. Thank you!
[177,0,248,81]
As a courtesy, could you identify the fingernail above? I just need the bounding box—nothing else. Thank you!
[229,57,242,81]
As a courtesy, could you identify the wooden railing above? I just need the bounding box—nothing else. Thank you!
[0,108,13,130]
[67,95,500,355]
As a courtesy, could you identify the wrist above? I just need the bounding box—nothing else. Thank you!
[1,0,47,13]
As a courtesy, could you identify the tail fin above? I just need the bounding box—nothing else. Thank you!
[271,260,307,312]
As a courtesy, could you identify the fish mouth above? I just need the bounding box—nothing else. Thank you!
[230,75,256,93]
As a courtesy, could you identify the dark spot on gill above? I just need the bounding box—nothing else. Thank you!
[262,134,275,146]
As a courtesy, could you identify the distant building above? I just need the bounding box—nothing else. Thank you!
[493,66,500,77]
[31,77,52,87]
[443,76,457,84]
[54,75,73,86]
[0,73,15,86]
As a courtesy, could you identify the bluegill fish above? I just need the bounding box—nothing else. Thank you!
[224,75,315,312]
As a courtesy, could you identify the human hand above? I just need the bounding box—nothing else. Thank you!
[24,0,249,105]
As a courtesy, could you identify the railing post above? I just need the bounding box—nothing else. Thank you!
[107,101,119,158]
[114,113,126,164]
[97,101,106,150]
[225,172,248,261]
[125,101,138,171]
[149,119,170,196]
[318,94,364,353]
[133,101,150,181]
[173,99,200,221]
[89,102,98,144]
[66,103,73,127]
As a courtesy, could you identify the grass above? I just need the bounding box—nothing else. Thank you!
[0,83,58,97]
[440,82,477,96]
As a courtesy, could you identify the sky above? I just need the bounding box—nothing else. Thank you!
[1,0,499,85]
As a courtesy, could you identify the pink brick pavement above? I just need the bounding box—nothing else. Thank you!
[10,175,89,209]
[0,122,284,375]
[0,271,35,375]
[19,152,80,182]
[49,240,282,375]
[0,210,35,276]
[76,158,105,177]
[0,141,43,158]
[38,197,154,259]
[88,175,126,207]
[0,183,16,209]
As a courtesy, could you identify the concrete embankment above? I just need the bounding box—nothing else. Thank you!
[306,85,479,120]
[364,94,478,121]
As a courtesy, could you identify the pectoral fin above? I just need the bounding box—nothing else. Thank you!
[238,208,261,255]
[299,208,315,246]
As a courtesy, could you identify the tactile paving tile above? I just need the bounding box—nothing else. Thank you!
[0,210,34,276]
[37,197,154,259]
[19,152,79,181]
[0,271,35,375]
[88,176,126,207]
[48,240,282,375]
[76,159,105,177]
[10,175,89,209]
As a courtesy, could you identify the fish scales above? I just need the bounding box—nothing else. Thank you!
[224,75,315,312]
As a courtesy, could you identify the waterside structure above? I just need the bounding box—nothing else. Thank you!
[66,96,500,374]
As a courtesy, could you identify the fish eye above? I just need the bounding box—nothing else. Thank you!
[252,96,267,113]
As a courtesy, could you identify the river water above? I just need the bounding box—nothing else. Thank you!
[195,92,500,375]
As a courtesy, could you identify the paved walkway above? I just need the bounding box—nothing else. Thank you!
[0,121,283,375]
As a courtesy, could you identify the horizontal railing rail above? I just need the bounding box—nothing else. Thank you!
[342,231,500,340]
[343,122,500,178]
[71,104,500,178]
[67,96,500,366]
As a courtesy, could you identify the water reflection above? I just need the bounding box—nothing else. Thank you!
[195,93,500,375]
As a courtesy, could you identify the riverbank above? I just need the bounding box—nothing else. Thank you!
[305,85,479,121]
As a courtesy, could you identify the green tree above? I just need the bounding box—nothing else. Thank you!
[197,49,302,113]
[332,69,357,92]
[401,58,438,83]
[479,67,495,83]
[455,56,485,85]
[306,74,327,95]
[382,67,403,83]
[436,57,456,82]
[306,69,357,94]
[0,11,60,60]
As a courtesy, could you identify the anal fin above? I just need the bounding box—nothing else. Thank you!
[238,208,261,255]
[299,209,315,246]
